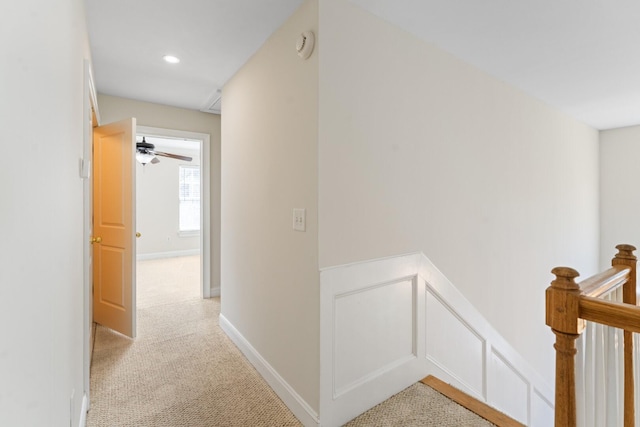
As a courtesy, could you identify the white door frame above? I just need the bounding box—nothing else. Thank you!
[82,59,100,413]
[136,125,212,299]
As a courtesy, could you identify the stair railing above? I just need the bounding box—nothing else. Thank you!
[546,244,638,426]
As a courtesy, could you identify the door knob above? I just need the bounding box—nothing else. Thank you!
[136,232,141,238]
[90,236,102,244]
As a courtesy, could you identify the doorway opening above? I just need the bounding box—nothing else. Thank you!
[135,134,201,301]
[136,126,212,300]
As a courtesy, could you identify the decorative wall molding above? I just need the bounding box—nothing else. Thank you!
[320,252,554,427]
[219,315,320,427]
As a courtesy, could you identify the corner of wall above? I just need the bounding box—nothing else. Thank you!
[220,0,320,416]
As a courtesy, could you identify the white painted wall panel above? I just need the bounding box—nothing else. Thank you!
[531,390,555,427]
[425,290,484,396]
[334,279,415,395]
[320,252,554,427]
[488,350,529,424]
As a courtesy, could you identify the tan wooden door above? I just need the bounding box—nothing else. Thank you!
[92,118,137,338]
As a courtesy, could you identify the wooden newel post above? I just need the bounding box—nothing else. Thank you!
[613,244,637,427]
[546,266,584,427]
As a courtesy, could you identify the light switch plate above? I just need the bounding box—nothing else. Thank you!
[79,157,91,179]
[293,208,306,232]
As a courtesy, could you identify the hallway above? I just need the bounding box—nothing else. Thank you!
[87,256,300,426]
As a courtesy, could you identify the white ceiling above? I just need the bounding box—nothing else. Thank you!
[87,0,640,130]
[85,0,304,112]
[351,0,640,130]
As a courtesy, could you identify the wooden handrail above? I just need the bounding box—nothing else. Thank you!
[546,244,638,427]
[579,296,640,333]
[579,266,630,298]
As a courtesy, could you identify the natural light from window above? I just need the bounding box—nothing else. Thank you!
[179,165,200,232]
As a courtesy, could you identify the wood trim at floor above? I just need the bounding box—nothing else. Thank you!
[420,376,526,427]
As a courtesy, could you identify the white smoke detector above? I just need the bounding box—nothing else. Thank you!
[296,31,315,60]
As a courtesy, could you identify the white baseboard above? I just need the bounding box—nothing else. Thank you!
[210,286,220,297]
[219,314,320,427]
[78,393,88,427]
[136,249,199,261]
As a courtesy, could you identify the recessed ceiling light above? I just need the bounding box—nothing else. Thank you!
[163,55,180,64]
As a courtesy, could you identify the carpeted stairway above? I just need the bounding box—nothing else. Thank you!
[87,256,504,426]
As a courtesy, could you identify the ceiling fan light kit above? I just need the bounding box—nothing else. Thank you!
[136,136,193,166]
[136,151,155,165]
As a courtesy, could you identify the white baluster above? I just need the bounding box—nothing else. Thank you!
[635,332,640,427]
[584,321,596,427]
[595,322,606,426]
[605,293,620,425]
[616,289,625,424]
[576,331,586,427]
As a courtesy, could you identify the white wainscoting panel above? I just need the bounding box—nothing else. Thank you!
[425,290,485,398]
[487,350,529,424]
[531,389,555,427]
[320,252,554,427]
[334,278,416,396]
[321,254,426,427]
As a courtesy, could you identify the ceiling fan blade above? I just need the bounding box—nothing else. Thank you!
[152,150,192,162]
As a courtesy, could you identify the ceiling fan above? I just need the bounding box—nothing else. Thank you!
[136,136,193,165]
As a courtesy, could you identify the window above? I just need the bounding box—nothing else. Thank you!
[179,165,200,232]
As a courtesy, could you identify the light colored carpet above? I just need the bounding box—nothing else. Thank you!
[88,255,496,427]
[345,383,496,427]
[87,255,302,427]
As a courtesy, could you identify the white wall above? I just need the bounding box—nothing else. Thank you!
[221,0,320,415]
[0,0,89,425]
[318,0,600,386]
[600,125,640,268]
[97,95,220,285]
[136,146,200,256]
